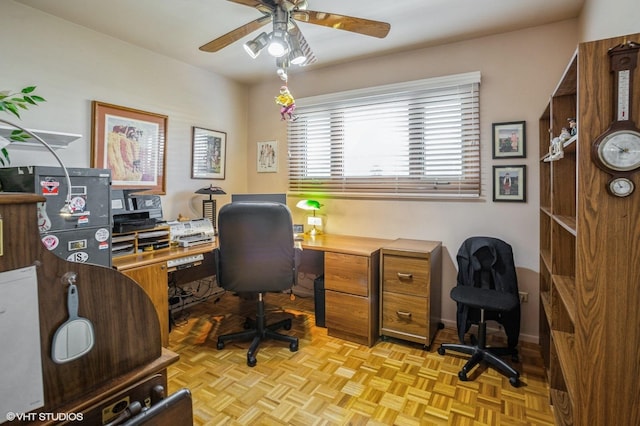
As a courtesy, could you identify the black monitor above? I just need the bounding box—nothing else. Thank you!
[231,193,287,205]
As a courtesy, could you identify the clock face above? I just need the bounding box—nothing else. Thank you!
[608,177,635,197]
[597,130,640,172]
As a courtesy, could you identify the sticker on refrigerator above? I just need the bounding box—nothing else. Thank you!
[37,202,52,233]
[68,239,87,251]
[41,234,59,250]
[40,178,60,196]
[69,196,86,213]
[67,252,89,263]
[95,228,110,242]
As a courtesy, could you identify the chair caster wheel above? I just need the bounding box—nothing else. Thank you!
[247,356,257,367]
[284,320,292,331]
[290,342,299,352]
[437,347,445,356]
[509,376,519,387]
[217,341,225,350]
[458,371,468,381]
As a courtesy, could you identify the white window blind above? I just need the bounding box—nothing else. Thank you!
[288,72,481,198]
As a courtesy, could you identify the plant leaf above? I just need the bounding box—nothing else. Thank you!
[1,148,10,166]
[21,86,36,94]
[31,95,46,103]
[5,103,20,118]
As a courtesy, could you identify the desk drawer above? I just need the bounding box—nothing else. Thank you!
[383,255,430,296]
[324,252,369,297]
[381,291,428,339]
[325,290,370,346]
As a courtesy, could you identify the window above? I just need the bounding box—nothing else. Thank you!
[288,72,481,198]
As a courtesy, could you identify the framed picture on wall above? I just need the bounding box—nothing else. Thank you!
[493,165,526,202]
[191,127,226,179]
[492,121,526,158]
[257,140,278,173]
[91,101,168,193]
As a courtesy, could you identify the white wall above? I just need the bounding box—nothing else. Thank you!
[0,1,248,219]
[246,20,580,342]
[579,0,640,42]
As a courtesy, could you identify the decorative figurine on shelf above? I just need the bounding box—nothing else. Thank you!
[548,136,564,161]
[275,85,298,122]
[559,127,571,141]
[568,117,577,136]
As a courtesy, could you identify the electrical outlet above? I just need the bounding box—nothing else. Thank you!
[519,291,528,303]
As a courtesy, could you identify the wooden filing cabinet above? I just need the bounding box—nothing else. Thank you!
[324,251,380,347]
[380,239,442,350]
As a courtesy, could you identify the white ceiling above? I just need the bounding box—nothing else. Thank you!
[15,0,584,84]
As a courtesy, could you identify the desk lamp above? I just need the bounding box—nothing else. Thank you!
[0,118,73,216]
[296,199,323,236]
[195,184,226,233]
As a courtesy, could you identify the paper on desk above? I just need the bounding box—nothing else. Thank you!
[0,266,45,420]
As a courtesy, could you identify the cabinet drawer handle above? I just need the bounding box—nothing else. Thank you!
[396,311,412,320]
[397,272,413,280]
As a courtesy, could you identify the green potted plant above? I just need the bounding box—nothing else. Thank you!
[0,86,46,165]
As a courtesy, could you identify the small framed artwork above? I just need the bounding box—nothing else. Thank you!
[91,101,168,193]
[492,121,526,158]
[191,127,226,179]
[257,140,278,173]
[493,165,526,202]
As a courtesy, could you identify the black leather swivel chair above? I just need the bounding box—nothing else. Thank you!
[438,236,521,387]
[214,201,300,367]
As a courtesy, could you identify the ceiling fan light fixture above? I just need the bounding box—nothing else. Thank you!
[243,31,269,58]
[267,30,289,57]
[288,35,307,65]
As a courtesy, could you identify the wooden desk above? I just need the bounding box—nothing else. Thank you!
[300,234,394,346]
[114,234,442,349]
[113,243,216,346]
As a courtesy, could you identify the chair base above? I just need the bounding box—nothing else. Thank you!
[438,320,520,387]
[216,293,299,367]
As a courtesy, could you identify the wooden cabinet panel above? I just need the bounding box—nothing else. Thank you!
[382,255,430,296]
[124,263,169,346]
[381,291,428,340]
[325,290,370,346]
[324,252,369,296]
[539,33,640,426]
[379,240,442,349]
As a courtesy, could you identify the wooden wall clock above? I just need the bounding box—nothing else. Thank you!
[591,40,640,197]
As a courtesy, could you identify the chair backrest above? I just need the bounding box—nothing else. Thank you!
[456,236,519,295]
[216,202,296,293]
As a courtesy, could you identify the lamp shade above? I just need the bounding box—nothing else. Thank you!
[195,185,226,197]
[296,199,321,211]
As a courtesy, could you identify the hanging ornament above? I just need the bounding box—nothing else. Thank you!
[275,84,298,122]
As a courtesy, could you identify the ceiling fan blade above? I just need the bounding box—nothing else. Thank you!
[227,0,275,14]
[199,15,271,52]
[292,10,390,38]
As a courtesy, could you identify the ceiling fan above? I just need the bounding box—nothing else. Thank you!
[199,0,391,73]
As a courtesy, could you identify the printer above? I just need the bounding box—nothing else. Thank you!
[111,189,163,233]
[167,218,215,247]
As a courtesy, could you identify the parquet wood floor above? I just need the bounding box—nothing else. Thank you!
[167,290,555,425]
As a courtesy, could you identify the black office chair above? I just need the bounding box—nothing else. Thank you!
[214,201,300,367]
[438,237,521,387]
